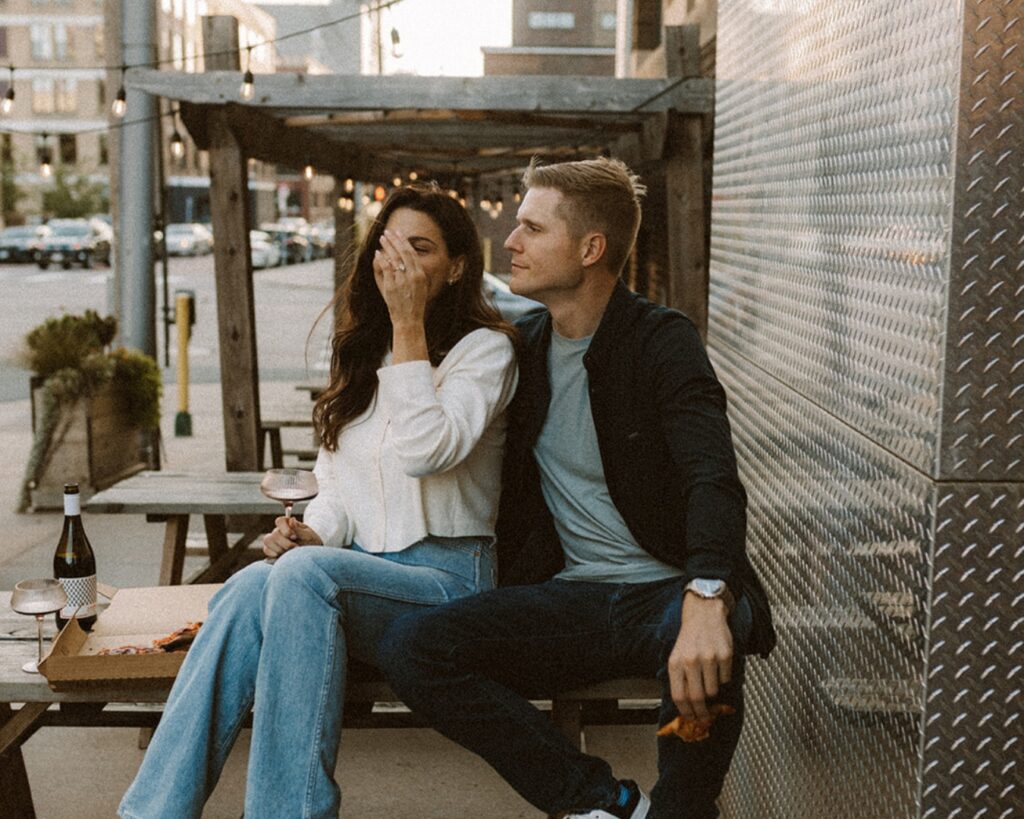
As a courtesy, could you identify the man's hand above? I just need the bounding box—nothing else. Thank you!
[667,592,733,721]
[262,517,323,559]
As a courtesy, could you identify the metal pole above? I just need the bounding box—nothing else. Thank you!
[117,0,156,356]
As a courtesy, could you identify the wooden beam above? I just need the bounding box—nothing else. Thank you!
[127,69,713,115]
[662,25,708,337]
[203,16,262,472]
[221,103,394,180]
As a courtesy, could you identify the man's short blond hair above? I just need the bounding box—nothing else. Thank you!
[522,157,646,275]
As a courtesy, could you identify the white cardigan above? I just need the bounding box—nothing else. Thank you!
[303,327,518,553]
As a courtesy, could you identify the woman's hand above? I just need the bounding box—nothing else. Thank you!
[374,229,428,328]
[262,517,323,559]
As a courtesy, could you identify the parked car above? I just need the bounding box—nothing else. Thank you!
[165,223,214,256]
[259,223,312,265]
[250,230,281,269]
[0,225,51,263]
[37,219,112,269]
[482,272,544,321]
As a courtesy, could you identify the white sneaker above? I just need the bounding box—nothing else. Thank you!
[563,781,651,819]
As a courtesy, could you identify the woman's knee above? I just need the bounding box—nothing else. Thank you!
[213,561,272,612]
[264,546,337,603]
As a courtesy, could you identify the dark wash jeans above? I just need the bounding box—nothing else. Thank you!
[381,577,752,818]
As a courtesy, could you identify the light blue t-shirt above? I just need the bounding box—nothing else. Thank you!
[534,330,684,583]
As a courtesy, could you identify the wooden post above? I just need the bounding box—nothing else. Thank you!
[202,16,261,472]
[663,25,709,338]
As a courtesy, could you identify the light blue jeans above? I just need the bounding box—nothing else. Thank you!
[118,536,495,819]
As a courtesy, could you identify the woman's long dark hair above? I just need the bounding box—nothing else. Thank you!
[314,183,515,450]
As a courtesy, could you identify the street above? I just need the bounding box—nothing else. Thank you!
[0,255,336,402]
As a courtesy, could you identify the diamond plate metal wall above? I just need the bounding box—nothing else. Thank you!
[706,1,1023,817]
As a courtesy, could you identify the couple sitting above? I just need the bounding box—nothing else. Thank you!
[119,157,775,819]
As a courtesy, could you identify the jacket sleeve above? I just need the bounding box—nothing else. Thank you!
[375,328,519,478]
[648,314,747,591]
[301,447,355,549]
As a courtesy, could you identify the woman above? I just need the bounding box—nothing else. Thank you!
[119,184,518,819]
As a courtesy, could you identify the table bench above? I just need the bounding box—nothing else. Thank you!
[0,593,660,817]
[85,471,301,586]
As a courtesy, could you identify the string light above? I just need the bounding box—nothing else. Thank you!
[343,177,354,193]
[304,163,315,180]
[170,130,185,160]
[390,27,403,59]
[408,171,418,181]
[112,66,127,117]
[2,66,14,115]
[39,133,52,177]
[392,172,402,187]
[240,47,255,101]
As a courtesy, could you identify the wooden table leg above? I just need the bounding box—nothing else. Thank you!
[269,429,283,469]
[204,514,228,565]
[158,514,190,586]
[0,702,38,819]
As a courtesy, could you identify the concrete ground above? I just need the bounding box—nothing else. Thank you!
[1,382,657,818]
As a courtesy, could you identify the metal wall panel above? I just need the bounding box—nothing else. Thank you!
[707,1,1023,816]
[709,0,960,476]
[938,2,1024,481]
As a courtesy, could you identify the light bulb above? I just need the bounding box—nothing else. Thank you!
[170,131,185,160]
[480,198,491,210]
[392,174,402,187]
[112,87,127,117]
[408,171,418,181]
[1,88,14,115]
[41,161,52,178]
[240,69,255,100]
[343,177,354,193]
[304,164,315,181]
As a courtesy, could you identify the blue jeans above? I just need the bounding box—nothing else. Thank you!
[381,577,753,819]
[119,537,495,819]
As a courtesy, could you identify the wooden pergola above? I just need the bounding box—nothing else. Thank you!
[128,18,711,474]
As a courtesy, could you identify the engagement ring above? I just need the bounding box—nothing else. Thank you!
[397,263,407,273]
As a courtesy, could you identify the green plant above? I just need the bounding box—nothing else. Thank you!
[18,312,161,511]
[41,169,109,219]
[22,310,117,378]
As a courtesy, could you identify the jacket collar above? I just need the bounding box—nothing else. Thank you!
[582,280,636,370]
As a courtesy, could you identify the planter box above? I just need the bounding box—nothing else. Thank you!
[29,379,149,510]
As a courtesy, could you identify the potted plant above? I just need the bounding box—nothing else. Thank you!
[18,310,162,511]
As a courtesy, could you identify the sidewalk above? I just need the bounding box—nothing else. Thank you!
[1,381,657,818]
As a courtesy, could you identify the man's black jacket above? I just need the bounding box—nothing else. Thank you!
[495,281,776,658]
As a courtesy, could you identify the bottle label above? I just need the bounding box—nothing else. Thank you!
[63,493,81,516]
[57,575,97,619]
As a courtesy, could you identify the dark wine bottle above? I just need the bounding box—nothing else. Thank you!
[53,483,97,631]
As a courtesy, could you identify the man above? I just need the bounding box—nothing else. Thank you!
[381,157,775,818]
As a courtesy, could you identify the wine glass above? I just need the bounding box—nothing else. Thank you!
[10,578,68,674]
[260,468,319,563]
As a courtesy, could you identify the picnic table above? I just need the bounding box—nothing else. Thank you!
[85,471,304,585]
[0,589,659,817]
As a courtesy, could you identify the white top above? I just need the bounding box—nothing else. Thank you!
[303,327,518,553]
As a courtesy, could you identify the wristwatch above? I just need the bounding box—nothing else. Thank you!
[684,578,736,614]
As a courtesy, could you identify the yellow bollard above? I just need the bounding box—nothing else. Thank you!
[174,292,192,436]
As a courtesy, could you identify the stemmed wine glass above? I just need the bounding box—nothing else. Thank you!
[10,578,68,674]
[260,468,319,563]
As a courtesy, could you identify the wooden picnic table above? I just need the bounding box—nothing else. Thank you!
[0,588,659,817]
[85,471,308,586]
[260,394,319,468]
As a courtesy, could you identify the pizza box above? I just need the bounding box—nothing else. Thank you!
[38,584,221,689]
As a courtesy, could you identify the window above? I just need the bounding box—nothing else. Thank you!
[601,13,617,30]
[32,78,54,113]
[57,79,76,112]
[30,24,52,60]
[97,79,106,107]
[32,78,76,113]
[59,134,76,165]
[94,24,104,60]
[0,27,7,60]
[99,133,108,166]
[528,11,575,29]
[30,23,68,60]
[2,134,12,165]
[172,34,183,69]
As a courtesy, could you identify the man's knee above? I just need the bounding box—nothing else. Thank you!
[379,607,455,682]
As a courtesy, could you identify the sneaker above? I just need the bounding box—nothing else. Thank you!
[564,780,651,819]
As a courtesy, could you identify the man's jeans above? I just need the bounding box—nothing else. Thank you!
[382,577,752,819]
[119,537,495,819]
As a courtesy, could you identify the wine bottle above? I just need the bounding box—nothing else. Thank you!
[53,483,97,631]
